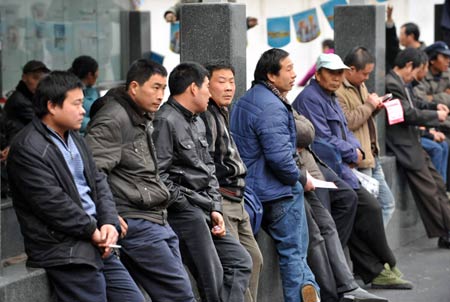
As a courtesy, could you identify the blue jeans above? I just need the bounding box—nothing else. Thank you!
[262,182,318,302]
[46,253,144,302]
[118,219,195,302]
[359,158,396,227]
[421,137,449,182]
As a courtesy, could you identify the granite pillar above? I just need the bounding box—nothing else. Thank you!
[334,4,387,154]
[435,4,444,42]
[180,3,247,99]
[120,11,151,79]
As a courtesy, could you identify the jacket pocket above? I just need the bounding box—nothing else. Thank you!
[179,138,198,164]
[133,180,169,210]
[46,226,68,243]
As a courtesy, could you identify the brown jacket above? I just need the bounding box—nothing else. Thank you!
[336,79,379,169]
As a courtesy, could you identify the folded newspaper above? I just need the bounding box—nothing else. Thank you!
[352,168,379,197]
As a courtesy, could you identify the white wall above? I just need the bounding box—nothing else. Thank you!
[140,0,444,101]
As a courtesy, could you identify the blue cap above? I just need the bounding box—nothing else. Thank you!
[425,41,450,57]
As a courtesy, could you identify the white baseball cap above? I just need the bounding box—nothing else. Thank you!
[316,53,350,71]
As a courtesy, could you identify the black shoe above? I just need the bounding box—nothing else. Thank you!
[438,236,450,249]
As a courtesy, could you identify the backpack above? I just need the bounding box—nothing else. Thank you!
[243,186,263,235]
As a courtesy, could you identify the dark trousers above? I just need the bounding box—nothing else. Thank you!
[46,254,144,302]
[169,203,252,302]
[119,218,195,302]
[317,164,396,283]
[316,165,358,246]
[349,188,397,283]
[405,151,450,238]
[305,191,358,302]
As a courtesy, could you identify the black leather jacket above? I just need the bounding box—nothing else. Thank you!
[7,118,118,269]
[153,97,222,214]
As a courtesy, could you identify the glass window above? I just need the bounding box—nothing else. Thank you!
[0,0,130,95]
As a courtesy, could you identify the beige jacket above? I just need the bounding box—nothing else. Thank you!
[335,79,379,169]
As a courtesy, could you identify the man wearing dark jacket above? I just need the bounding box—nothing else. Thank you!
[2,60,50,196]
[85,59,195,301]
[7,71,144,302]
[386,48,450,248]
[152,62,252,302]
[4,60,50,146]
[201,61,263,302]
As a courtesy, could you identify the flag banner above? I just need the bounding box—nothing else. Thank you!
[292,8,320,43]
[267,16,291,47]
[321,0,347,30]
[170,22,180,54]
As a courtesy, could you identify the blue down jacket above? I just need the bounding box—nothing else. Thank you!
[230,84,300,203]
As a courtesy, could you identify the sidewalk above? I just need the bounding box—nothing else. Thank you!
[361,236,450,302]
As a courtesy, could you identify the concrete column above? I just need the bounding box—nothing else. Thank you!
[180,3,247,99]
[334,5,387,154]
[120,11,151,79]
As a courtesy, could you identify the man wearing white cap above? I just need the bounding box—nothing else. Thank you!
[293,53,413,290]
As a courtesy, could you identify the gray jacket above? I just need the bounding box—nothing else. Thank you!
[414,70,450,107]
[85,87,170,225]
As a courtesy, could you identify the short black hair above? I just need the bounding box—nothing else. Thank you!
[125,59,168,90]
[343,46,375,71]
[168,62,209,96]
[34,71,83,118]
[418,50,429,65]
[401,22,420,41]
[69,55,98,80]
[394,48,422,69]
[204,60,235,78]
[253,48,289,83]
[322,39,334,50]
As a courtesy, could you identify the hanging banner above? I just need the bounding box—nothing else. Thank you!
[170,22,180,54]
[292,8,320,43]
[321,0,347,30]
[267,16,291,48]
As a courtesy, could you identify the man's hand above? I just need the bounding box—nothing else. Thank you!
[0,146,10,162]
[366,93,381,109]
[118,215,128,238]
[356,148,364,165]
[304,171,315,192]
[437,103,449,113]
[91,224,119,258]
[349,149,363,169]
[430,129,446,142]
[165,12,177,23]
[445,88,450,94]
[437,110,448,122]
[211,211,226,238]
[387,4,393,23]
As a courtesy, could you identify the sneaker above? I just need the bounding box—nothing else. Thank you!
[301,284,320,302]
[371,265,413,290]
[438,236,450,249]
[343,287,388,302]
[390,265,403,278]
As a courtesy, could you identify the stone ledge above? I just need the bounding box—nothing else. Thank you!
[0,262,51,302]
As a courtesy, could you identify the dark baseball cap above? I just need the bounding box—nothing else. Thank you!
[425,41,450,58]
[22,60,50,74]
